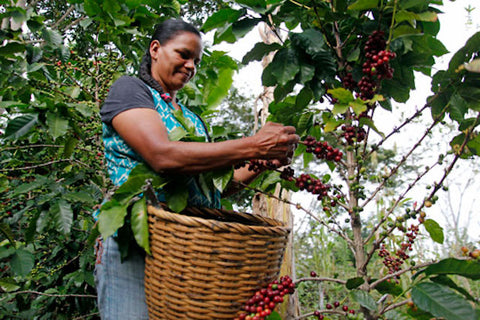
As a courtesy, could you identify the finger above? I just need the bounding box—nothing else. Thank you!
[282,125,297,134]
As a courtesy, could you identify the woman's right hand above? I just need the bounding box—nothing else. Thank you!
[252,122,299,162]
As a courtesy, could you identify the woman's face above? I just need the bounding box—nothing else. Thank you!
[150,31,202,94]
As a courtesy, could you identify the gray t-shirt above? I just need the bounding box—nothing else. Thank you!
[100,76,154,125]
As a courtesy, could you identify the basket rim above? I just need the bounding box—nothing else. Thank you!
[147,205,291,236]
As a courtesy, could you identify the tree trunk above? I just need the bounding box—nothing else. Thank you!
[252,22,299,319]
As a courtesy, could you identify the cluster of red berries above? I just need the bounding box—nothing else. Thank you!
[379,223,420,276]
[235,275,295,320]
[244,159,279,173]
[312,301,356,319]
[280,166,295,181]
[303,136,343,162]
[341,73,356,91]
[357,30,396,100]
[341,125,366,145]
[295,173,331,201]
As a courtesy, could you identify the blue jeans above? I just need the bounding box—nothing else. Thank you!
[94,237,149,320]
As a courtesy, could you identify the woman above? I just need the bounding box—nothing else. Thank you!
[95,19,299,319]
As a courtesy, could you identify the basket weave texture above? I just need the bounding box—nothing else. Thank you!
[144,204,291,320]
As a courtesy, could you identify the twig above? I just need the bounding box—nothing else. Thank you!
[416,113,480,213]
[51,6,75,30]
[295,309,347,320]
[72,312,100,320]
[366,104,429,159]
[237,181,355,248]
[295,276,346,285]
[0,144,93,153]
[369,261,434,290]
[5,290,96,299]
[363,161,438,246]
[361,112,441,208]
[382,299,410,313]
[0,159,90,172]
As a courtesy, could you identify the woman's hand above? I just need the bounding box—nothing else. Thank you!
[251,122,299,162]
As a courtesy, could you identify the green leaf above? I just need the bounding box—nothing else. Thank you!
[206,66,234,108]
[112,164,166,204]
[423,219,444,244]
[422,258,480,280]
[4,113,39,139]
[50,199,73,235]
[0,101,29,109]
[232,17,262,39]
[260,171,281,190]
[0,223,15,246]
[10,249,35,277]
[103,0,121,13]
[202,8,243,32]
[212,167,234,193]
[467,134,480,155]
[168,126,188,141]
[411,282,476,320]
[25,211,41,244]
[374,279,403,296]
[384,309,418,320]
[0,42,25,56]
[359,117,384,137]
[46,112,69,139]
[213,24,236,44]
[346,277,365,290]
[63,190,94,204]
[328,88,354,104]
[10,178,45,197]
[350,290,377,311]
[296,87,313,109]
[348,0,379,11]
[130,197,150,255]
[296,111,313,135]
[41,28,63,47]
[449,32,480,72]
[235,0,267,13]
[269,48,299,85]
[332,103,348,115]
[242,42,282,65]
[197,173,213,203]
[266,311,282,320]
[431,275,476,302]
[83,0,102,16]
[324,118,343,132]
[0,278,20,292]
[0,175,8,193]
[447,93,468,122]
[63,137,78,158]
[165,183,188,212]
[98,199,129,239]
[172,109,196,134]
[350,100,368,115]
[347,47,360,62]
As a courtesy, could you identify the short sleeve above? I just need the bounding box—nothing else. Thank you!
[100,76,155,125]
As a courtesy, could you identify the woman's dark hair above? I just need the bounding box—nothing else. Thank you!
[139,19,201,94]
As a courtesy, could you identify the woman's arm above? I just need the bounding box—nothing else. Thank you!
[111,108,299,175]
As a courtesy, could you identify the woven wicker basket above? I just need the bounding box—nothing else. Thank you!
[144,204,290,320]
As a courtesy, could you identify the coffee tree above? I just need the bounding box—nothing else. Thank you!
[0,0,237,318]
[200,0,480,319]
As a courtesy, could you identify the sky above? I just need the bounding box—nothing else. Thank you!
[207,1,480,245]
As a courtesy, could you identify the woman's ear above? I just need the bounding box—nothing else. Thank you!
[149,40,161,60]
